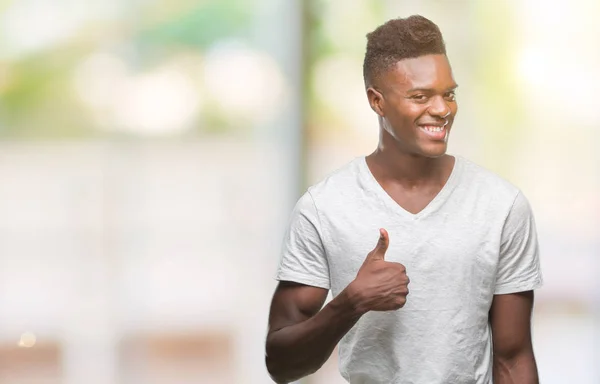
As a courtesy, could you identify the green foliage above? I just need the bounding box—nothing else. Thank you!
[0,0,254,140]
[0,48,95,138]
[136,0,252,50]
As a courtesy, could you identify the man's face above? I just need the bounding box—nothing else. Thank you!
[367,54,458,158]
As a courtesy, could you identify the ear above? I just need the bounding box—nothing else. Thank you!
[366,87,385,117]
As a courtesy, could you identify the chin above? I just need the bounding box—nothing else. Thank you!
[424,152,447,159]
[412,127,451,158]
[418,144,448,158]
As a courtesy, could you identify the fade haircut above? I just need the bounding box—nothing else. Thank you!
[363,15,446,87]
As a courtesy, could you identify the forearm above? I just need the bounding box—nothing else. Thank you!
[493,350,539,384]
[265,288,362,383]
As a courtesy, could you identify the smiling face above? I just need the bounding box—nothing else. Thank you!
[367,54,458,158]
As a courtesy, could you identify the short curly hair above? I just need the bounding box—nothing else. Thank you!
[363,15,446,87]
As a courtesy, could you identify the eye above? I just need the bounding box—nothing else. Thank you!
[444,91,456,101]
[411,94,428,102]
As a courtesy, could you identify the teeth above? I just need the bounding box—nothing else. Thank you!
[422,125,444,132]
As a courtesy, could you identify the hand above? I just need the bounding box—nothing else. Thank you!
[347,228,410,313]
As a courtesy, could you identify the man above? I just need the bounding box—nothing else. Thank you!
[265,15,543,384]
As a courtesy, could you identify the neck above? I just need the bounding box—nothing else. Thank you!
[367,140,452,187]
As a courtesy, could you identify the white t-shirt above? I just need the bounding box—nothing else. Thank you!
[276,155,543,384]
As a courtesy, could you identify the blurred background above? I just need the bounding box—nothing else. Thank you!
[0,0,598,383]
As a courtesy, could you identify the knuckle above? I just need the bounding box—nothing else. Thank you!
[391,262,405,271]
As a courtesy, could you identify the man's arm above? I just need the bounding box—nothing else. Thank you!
[265,281,362,384]
[266,228,409,383]
[489,290,539,384]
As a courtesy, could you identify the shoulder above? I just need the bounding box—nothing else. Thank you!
[456,156,522,205]
[288,157,364,221]
[305,157,364,204]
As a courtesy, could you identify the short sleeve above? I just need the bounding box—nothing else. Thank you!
[275,191,330,289]
[494,191,543,294]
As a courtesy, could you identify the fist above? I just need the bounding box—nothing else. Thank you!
[348,228,410,313]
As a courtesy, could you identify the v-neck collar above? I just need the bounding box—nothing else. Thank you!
[358,155,464,220]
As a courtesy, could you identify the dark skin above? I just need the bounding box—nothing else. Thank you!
[266,229,408,383]
[490,291,539,383]
[265,54,538,383]
[365,53,458,213]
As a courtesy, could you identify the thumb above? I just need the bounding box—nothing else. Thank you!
[366,228,389,262]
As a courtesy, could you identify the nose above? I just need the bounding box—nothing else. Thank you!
[428,95,451,119]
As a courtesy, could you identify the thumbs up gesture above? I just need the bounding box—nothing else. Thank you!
[347,229,410,314]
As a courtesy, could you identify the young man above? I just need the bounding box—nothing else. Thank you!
[265,15,543,384]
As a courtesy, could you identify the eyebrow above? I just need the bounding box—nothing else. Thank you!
[407,84,459,93]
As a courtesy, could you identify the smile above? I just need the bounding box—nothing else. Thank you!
[418,123,448,140]
[420,125,445,132]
